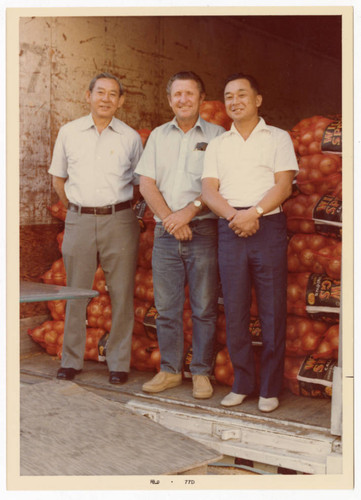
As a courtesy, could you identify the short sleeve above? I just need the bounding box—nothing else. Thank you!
[201,137,221,180]
[274,130,299,174]
[130,132,144,185]
[134,130,157,180]
[48,127,68,178]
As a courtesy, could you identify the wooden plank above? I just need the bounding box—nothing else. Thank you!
[207,465,259,475]
[20,380,222,476]
[20,351,332,430]
[19,346,339,475]
[178,465,208,475]
[331,366,342,436]
[125,399,339,474]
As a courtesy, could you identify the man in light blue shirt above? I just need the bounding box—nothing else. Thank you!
[135,71,224,399]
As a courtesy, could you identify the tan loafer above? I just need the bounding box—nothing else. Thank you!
[221,392,247,407]
[192,375,213,399]
[258,397,279,412]
[142,371,182,393]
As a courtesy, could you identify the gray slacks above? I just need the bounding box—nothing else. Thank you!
[61,207,140,371]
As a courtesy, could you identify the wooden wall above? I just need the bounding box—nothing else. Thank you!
[19,15,342,316]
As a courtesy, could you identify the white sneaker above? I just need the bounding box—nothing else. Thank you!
[258,397,279,412]
[221,392,247,407]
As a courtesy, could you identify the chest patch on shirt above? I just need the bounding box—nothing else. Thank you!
[194,142,208,151]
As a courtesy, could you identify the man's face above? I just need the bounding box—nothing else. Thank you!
[167,79,205,123]
[224,78,262,124]
[86,78,124,121]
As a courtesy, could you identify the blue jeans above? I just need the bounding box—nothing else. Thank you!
[152,218,218,375]
[218,212,288,398]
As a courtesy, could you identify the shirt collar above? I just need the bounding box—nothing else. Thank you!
[108,117,124,134]
[167,115,205,134]
[229,116,270,136]
[80,114,123,134]
[80,114,95,131]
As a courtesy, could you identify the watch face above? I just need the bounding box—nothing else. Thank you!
[194,200,202,208]
[256,206,263,215]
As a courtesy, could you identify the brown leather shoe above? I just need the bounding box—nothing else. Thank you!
[192,375,213,399]
[109,371,128,384]
[57,367,82,381]
[142,371,182,393]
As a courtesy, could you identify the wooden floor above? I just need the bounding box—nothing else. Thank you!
[20,379,222,476]
[20,317,332,431]
[17,316,340,477]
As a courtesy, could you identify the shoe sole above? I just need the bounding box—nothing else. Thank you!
[142,379,182,393]
[109,379,128,385]
[258,405,279,412]
[193,391,213,399]
[56,371,81,381]
[221,396,247,407]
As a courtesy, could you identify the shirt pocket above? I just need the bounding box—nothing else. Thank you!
[66,142,89,167]
[187,150,205,177]
[104,148,131,178]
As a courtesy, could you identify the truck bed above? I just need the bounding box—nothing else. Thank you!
[20,316,342,475]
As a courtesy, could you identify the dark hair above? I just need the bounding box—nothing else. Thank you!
[224,73,261,95]
[166,71,206,95]
[89,72,124,96]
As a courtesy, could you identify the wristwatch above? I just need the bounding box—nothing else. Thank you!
[255,205,264,217]
[193,200,202,210]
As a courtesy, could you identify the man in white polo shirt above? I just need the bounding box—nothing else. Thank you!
[49,72,142,384]
[202,73,298,412]
[135,71,225,399]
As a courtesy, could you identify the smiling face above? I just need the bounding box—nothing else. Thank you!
[224,78,262,125]
[86,78,124,122]
[167,79,205,126]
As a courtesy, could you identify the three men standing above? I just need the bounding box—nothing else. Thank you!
[49,73,142,384]
[136,71,225,399]
[49,70,297,411]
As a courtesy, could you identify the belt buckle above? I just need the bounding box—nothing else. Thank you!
[93,207,97,215]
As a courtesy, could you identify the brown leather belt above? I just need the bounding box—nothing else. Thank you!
[68,201,131,215]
